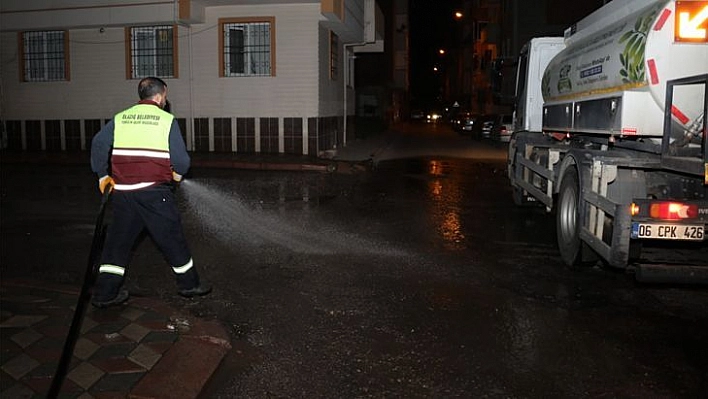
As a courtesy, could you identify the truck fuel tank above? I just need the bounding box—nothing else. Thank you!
[542,0,708,138]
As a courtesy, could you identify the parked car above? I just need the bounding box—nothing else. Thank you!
[452,111,474,133]
[479,115,497,138]
[410,110,425,121]
[462,114,484,134]
[491,114,514,142]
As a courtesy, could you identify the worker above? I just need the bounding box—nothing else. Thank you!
[90,76,211,308]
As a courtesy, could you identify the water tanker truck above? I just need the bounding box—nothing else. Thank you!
[507,0,708,283]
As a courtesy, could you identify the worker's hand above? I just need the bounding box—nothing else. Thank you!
[98,175,114,194]
[172,171,183,183]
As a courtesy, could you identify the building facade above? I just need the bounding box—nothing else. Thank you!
[0,0,383,155]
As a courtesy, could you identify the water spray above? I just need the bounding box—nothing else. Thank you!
[179,178,406,257]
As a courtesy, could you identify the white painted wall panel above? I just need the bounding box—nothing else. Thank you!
[0,28,135,120]
[186,3,321,118]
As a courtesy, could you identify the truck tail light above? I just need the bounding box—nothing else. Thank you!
[646,202,698,220]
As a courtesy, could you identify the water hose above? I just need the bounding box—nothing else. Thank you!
[48,189,112,397]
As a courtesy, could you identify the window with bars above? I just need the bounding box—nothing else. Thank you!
[330,31,339,80]
[220,18,274,77]
[21,31,68,82]
[128,25,176,79]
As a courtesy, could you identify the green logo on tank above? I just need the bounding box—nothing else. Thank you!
[618,6,659,84]
[557,64,572,93]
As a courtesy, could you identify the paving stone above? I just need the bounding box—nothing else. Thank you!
[141,331,178,344]
[128,343,162,369]
[0,315,48,328]
[131,337,228,399]
[90,342,137,361]
[23,361,58,378]
[74,337,100,361]
[87,310,128,324]
[1,293,52,304]
[25,342,62,363]
[118,308,145,322]
[1,334,24,363]
[0,309,14,322]
[23,373,82,397]
[0,369,17,393]
[83,332,131,346]
[91,391,127,399]
[143,341,173,355]
[85,320,131,335]
[92,357,145,374]
[120,323,150,342]
[10,328,43,349]
[35,323,70,338]
[134,319,172,331]
[28,335,66,350]
[80,318,98,334]
[2,353,40,380]
[90,371,144,393]
[0,382,36,398]
[68,361,105,389]
[135,309,170,323]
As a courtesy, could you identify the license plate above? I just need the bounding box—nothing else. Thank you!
[631,223,705,241]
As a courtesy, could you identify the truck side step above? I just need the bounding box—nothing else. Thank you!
[634,264,708,285]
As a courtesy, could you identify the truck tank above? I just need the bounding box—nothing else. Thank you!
[541,0,708,139]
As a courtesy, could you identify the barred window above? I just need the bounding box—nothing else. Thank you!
[220,18,274,77]
[330,31,339,80]
[21,31,68,82]
[128,26,176,79]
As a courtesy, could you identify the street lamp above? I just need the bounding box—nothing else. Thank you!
[454,11,463,20]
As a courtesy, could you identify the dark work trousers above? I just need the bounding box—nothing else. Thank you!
[93,185,200,302]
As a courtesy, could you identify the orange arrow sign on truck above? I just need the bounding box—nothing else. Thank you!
[676,1,708,42]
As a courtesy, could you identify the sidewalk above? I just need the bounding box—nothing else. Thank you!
[0,132,391,398]
[0,279,231,398]
[0,132,392,173]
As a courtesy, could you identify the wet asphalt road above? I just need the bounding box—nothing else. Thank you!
[1,123,707,398]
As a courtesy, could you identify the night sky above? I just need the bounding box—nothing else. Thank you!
[405,1,606,111]
[409,0,462,110]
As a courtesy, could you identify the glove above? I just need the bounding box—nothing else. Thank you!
[172,171,183,183]
[99,175,114,194]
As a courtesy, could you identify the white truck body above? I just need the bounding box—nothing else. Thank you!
[508,0,708,283]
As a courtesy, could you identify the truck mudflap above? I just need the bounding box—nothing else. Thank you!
[635,264,708,285]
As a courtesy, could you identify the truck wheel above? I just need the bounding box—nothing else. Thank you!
[556,166,593,266]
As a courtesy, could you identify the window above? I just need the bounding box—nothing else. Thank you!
[220,18,274,77]
[128,25,177,79]
[330,31,339,80]
[21,31,69,82]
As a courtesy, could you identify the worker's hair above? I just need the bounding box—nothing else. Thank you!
[138,77,167,100]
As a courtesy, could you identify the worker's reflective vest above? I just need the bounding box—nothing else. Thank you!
[112,103,174,190]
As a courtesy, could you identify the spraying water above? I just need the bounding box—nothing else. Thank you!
[180,179,406,256]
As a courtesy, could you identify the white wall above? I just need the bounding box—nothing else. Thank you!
[0,3,327,121]
[0,27,136,120]
[185,3,321,119]
[0,1,363,154]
